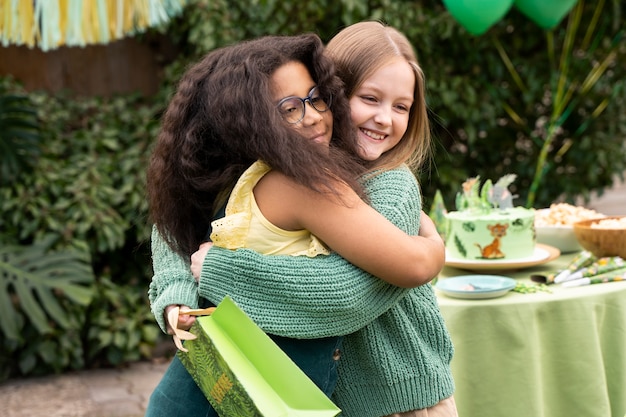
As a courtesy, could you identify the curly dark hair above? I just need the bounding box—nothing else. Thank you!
[147,33,365,256]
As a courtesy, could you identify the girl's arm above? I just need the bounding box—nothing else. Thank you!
[197,167,435,338]
[255,166,444,287]
[200,247,408,338]
[148,226,200,333]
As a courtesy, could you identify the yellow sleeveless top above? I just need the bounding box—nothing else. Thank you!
[210,161,330,257]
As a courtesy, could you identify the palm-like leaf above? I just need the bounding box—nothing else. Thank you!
[492,1,621,207]
[0,236,95,341]
[0,93,41,185]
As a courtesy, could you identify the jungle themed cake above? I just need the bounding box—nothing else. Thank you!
[445,175,536,260]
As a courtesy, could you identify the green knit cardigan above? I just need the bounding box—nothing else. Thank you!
[149,165,455,416]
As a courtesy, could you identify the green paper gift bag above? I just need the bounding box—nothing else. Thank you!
[177,296,341,417]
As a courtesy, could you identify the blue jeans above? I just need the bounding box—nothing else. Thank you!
[145,334,342,417]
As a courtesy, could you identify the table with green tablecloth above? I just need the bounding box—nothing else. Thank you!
[436,253,626,417]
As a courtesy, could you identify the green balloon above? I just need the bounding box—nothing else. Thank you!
[443,0,514,35]
[514,0,578,29]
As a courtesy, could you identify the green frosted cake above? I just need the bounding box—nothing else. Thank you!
[445,175,536,260]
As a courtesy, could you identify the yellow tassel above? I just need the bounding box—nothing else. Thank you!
[0,0,187,51]
[83,0,95,44]
[1,0,17,47]
[18,0,34,47]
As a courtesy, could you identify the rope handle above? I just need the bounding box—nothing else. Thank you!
[180,307,216,316]
[166,305,214,352]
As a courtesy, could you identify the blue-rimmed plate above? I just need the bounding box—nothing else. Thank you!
[435,275,517,299]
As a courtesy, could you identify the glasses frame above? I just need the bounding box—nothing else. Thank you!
[277,86,331,124]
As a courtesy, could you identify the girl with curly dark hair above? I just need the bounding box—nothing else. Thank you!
[147,29,447,417]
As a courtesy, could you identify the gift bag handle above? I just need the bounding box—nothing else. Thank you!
[167,306,217,352]
[181,307,217,316]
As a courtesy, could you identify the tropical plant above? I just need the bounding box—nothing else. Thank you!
[0,236,94,341]
[0,81,161,380]
[408,0,625,209]
[493,0,623,207]
[0,87,41,186]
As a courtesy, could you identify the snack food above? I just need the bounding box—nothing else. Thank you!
[445,175,535,260]
[534,203,606,253]
[590,217,626,229]
[535,203,604,227]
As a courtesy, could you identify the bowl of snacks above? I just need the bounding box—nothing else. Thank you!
[573,216,626,258]
[535,203,605,253]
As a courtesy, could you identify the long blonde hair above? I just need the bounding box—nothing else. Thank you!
[326,21,431,174]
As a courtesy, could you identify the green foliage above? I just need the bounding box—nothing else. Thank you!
[409,0,626,209]
[492,0,624,207]
[0,0,624,380]
[0,81,41,186]
[0,236,94,341]
[164,0,625,209]
[0,90,158,254]
[0,236,93,379]
[0,81,162,380]
[85,276,161,367]
[1,298,86,379]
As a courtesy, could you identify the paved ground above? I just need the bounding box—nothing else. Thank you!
[0,359,171,417]
[1,178,624,417]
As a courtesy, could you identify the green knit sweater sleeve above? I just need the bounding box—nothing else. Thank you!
[198,166,422,338]
[148,225,200,333]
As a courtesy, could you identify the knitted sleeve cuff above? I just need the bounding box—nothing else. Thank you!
[149,279,199,333]
[148,226,200,333]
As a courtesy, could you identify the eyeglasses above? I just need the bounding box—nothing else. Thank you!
[277,86,331,124]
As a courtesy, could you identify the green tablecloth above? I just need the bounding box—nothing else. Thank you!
[437,253,626,417]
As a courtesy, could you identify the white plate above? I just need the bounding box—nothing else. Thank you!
[435,275,517,299]
[445,244,561,271]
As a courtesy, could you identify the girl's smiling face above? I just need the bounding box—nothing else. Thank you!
[349,57,415,161]
[270,61,333,146]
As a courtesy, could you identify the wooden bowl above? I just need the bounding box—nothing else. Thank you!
[573,216,626,258]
